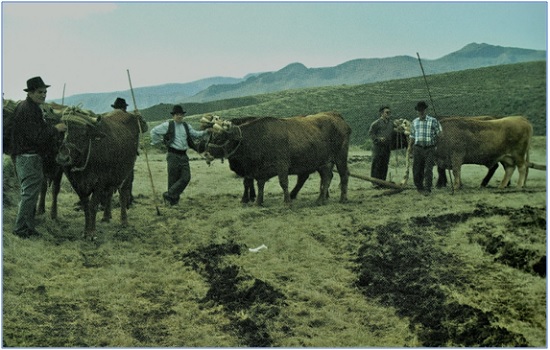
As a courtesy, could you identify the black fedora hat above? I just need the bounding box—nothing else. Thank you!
[170,105,186,115]
[111,97,128,109]
[24,76,50,92]
[415,101,429,111]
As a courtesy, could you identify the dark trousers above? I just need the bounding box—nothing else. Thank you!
[166,152,191,204]
[14,154,44,235]
[413,145,435,191]
[371,144,391,180]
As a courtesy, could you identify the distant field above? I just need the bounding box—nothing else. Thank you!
[2,135,546,347]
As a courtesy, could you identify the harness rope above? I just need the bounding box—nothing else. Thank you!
[206,125,243,161]
[60,106,97,172]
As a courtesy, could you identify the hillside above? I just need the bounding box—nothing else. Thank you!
[141,61,546,144]
[53,77,244,114]
[187,43,544,103]
[51,43,545,112]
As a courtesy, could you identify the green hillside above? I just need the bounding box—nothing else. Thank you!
[141,61,546,144]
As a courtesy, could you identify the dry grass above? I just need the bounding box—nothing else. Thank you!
[2,137,546,347]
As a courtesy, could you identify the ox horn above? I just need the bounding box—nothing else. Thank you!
[213,123,225,132]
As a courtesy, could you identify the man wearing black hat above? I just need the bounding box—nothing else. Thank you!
[368,106,394,186]
[11,76,67,238]
[150,105,210,206]
[111,97,128,111]
[408,101,442,195]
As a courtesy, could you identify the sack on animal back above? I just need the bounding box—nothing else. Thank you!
[2,99,20,155]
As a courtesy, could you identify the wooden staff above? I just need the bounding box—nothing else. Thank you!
[127,69,161,216]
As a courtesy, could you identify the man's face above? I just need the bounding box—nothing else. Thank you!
[382,109,391,119]
[173,113,185,122]
[29,88,47,104]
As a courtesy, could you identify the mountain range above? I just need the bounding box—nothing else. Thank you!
[53,43,545,113]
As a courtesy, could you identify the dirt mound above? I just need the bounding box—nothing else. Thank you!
[354,204,544,346]
[179,241,286,347]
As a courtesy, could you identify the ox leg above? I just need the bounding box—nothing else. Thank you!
[36,179,48,215]
[436,167,447,188]
[241,178,255,204]
[480,164,499,187]
[101,190,114,222]
[82,195,98,239]
[335,159,349,203]
[249,179,256,202]
[499,164,515,188]
[278,172,291,204]
[516,158,528,188]
[119,179,131,227]
[450,154,464,190]
[290,173,310,200]
[256,180,266,206]
[452,167,462,191]
[316,166,333,205]
[50,170,62,220]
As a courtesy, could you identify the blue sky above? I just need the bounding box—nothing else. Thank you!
[1,1,547,100]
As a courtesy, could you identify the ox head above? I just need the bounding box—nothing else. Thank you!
[56,106,105,170]
[200,115,242,162]
[393,118,411,135]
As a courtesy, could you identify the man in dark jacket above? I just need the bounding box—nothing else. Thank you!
[368,106,394,185]
[12,76,66,238]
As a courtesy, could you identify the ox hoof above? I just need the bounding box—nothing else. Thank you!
[83,233,98,241]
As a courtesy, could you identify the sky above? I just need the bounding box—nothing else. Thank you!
[1,1,547,100]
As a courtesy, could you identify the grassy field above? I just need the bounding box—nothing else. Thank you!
[2,135,546,347]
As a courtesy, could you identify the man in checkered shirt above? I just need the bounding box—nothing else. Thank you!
[409,101,442,195]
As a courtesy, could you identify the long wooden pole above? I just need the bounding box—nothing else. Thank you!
[61,83,66,106]
[127,69,161,216]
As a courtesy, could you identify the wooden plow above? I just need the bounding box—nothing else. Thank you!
[342,171,409,196]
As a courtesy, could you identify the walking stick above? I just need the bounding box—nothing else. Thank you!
[127,69,162,215]
[416,53,454,194]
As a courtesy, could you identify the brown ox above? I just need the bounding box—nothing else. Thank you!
[203,115,320,204]
[56,108,146,238]
[204,112,350,205]
[435,116,533,189]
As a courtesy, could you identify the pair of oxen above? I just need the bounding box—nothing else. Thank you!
[4,100,146,240]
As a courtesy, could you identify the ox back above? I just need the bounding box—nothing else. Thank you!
[58,109,142,237]
[435,116,532,189]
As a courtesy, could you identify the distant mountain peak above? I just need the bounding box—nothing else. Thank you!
[280,62,308,72]
[446,42,543,59]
